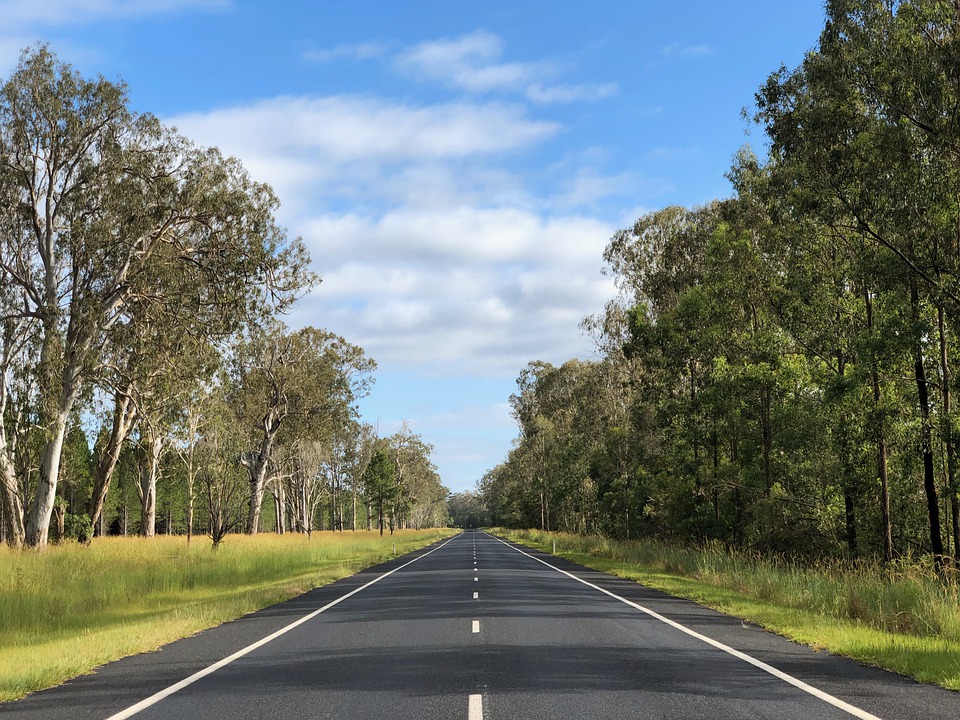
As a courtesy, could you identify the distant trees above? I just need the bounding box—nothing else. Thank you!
[447,492,488,529]
[483,0,960,568]
[363,427,448,535]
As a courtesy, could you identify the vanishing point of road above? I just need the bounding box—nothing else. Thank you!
[3,531,958,719]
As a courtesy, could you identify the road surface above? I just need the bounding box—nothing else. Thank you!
[3,530,958,719]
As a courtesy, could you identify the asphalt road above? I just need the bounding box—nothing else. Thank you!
[3,530,959,719]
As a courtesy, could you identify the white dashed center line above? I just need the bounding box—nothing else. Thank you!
[468,693,483,720]
[472,620,480,634]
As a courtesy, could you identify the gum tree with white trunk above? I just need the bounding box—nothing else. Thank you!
[0,46,312,548]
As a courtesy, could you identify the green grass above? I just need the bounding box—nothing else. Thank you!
[0,529,455,702]
[497,529,960,690]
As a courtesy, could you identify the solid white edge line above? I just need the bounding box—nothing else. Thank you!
[468,693,483,720]
[105,533,463,720]
[487,533,883,720]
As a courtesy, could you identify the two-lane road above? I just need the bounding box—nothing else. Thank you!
[4,531,958,719]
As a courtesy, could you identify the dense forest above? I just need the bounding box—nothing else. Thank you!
[0,47,448,549]
[482,0,960,568]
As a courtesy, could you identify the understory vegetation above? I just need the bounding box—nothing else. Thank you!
[0,530,453,701]
[503,529,960,689]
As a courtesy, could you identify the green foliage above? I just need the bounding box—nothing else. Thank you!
[363,450,397,535]
[483,2,960,571]
[0,45,316,548]
[447,492,488,528]
[64,513,93,545]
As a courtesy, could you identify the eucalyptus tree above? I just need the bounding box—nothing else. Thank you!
[447,492,486,529]
[275,440,327,536]
[196,391,247,548]
[317,418,365,531]
[384,426,447,530]
[171,383,214,542]
[0,46,312,548]
[752,0,960,566]
[227,324,375,534]
[351,422,378,530]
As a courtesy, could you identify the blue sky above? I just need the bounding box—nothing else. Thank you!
[0,1,829,493]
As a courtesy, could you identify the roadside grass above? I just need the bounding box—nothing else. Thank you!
[0,529,455,702]
[496,529,960,690]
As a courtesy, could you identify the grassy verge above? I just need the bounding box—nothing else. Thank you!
[496,529,960,690]
[0,529,455,702]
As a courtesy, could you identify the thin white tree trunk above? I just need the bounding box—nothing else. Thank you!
[89,389,137,532]
[245,416,279,534]
[138,431,163,537]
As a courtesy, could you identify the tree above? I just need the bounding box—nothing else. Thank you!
[447,492,486,528]
[196,392,247,548]
[227,325,374,534]
[752,0,960,568]
[363,450,395,535]
[0,46,312,548]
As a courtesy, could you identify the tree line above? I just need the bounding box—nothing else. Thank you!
[482,0,960,569]
[0,46,448,549]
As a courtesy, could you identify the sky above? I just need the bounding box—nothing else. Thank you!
[0,0,830,494]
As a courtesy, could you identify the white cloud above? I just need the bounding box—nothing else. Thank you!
[166,90,619,378]
[291,207,617,376]
[526,82,618,104]
[302,42,387,63]
[553,169,637,210]
[0,0,227,26]
[395,30,615,105]
[165,95,560,219]
[662,42,711,59]
[397,30,549,93]
[167,95,558,164]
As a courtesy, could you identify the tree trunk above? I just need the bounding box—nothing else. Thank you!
[760,383,773,496]
[837,347,857,557]
[138,430,163,537]
[0,450,24,548]
[865,288,893,563]
[186,492,194,542]
[0,374,24,547]
[25,406,72,548]
[937,305,960,570]
[245,414,280,535]
[52,501,65,543]
[731,425,743,546]
[88,387,137,533]
[912,284,944,572]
